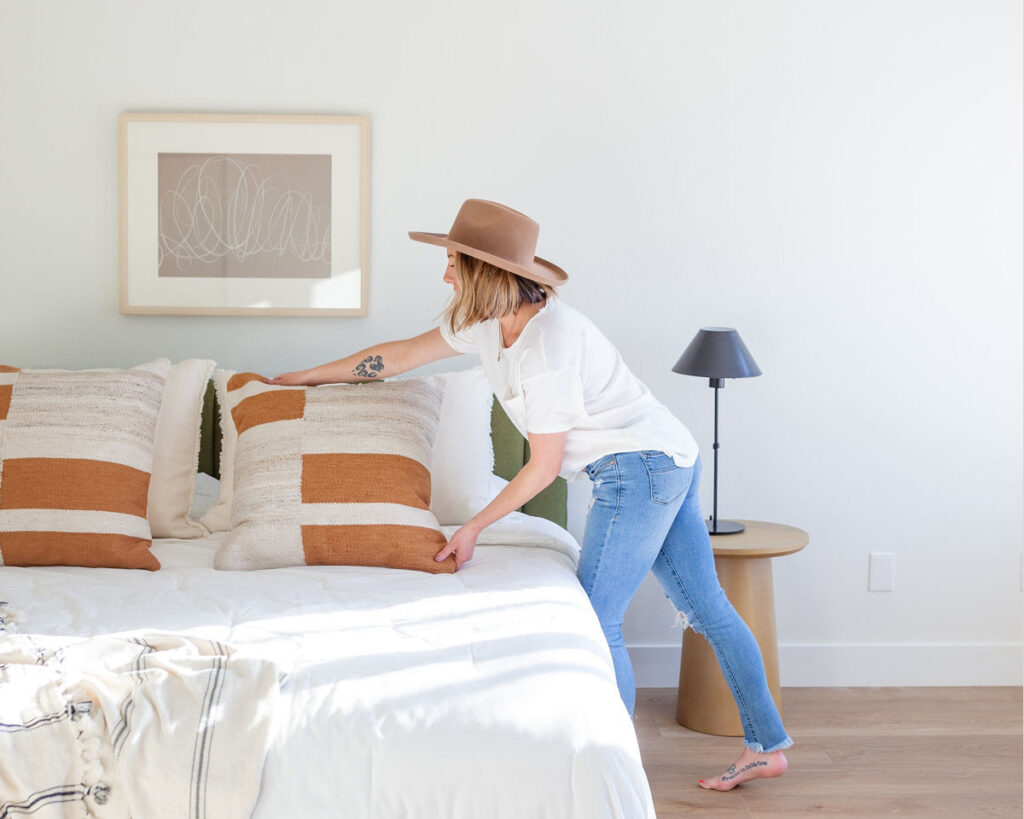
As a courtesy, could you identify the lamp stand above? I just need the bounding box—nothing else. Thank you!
[708,378,744,535]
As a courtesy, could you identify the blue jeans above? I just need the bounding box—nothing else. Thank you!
[578,450,792,753]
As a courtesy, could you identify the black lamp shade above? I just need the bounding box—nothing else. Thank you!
[672,327,761,379]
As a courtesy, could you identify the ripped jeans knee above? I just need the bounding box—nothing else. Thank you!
[674,609,692,632]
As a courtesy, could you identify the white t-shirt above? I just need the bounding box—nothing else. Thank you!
[439,298,699,479]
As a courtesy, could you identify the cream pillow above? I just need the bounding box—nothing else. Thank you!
[212,373,451,572]
[0,359,170,569]
[147,359,215,538]
[201,366,507,532]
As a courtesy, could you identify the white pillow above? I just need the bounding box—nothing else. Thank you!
[199,366,507,532]
[428,366,509,525]
[148,359,215,538]
[190,472,221,521]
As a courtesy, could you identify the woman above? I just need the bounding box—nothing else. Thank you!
[271,199,792,791]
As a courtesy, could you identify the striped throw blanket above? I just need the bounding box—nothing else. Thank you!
[0,626,280,818]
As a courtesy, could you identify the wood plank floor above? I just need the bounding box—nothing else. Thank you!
[634,687,1022,818]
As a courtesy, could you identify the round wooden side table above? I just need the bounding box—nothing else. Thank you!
[675,520,808,736]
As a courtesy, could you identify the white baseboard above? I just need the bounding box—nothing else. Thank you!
[628,642,1024,687]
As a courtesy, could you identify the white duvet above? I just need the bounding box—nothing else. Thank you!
[0,514,656,819]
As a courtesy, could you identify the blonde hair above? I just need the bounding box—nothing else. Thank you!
[443,251,553,334]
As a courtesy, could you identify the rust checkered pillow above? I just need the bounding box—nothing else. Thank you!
[0,360,170,569]
[212,373,453,573]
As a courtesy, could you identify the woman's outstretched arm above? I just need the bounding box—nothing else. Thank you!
[269,327,461,385]
[435,430,567,570]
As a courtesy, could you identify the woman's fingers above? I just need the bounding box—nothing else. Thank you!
[268,371,306,386]
[436,532,474,570]
[434,544,454,563]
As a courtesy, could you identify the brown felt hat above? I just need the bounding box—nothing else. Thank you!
[409,199,568,287]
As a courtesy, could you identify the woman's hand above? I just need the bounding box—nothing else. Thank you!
[436,524,480,571]
[433,432,566,572]
[267,370,314,386]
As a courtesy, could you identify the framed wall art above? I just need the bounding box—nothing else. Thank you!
[119,113,370,316]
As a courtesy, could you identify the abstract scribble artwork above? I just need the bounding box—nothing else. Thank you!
[157,153,332,279]
[120,113,369,316]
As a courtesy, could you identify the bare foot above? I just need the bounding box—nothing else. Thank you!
[698,747,788,791]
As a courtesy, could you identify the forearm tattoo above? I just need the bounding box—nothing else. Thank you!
[353,355,385,379]
[720,760,768,782]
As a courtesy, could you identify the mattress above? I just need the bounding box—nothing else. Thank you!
[0,513,656,818]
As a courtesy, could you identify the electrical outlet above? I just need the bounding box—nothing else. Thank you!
[868,552,895,592]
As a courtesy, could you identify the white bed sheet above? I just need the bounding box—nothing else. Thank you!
[0,513,656,819]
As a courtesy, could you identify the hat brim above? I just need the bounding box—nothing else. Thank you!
[408,230,568,287]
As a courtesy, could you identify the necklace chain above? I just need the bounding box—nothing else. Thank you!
[497,301,544,362]
[498,310,524,362]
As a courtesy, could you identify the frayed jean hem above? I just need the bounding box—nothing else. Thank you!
[744,735,794,753]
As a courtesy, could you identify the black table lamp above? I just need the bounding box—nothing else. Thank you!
[672,327,761,535]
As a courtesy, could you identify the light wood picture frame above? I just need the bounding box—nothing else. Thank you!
[119,113,370,316]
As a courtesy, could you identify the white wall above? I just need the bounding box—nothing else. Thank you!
[1,0,1020,685]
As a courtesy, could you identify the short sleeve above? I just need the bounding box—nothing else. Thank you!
[438,321,478,355]
[521,367,588,434]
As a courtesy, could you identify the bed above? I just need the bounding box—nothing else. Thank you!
[0,361,656,818]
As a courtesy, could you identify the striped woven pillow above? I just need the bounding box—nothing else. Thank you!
[0,360,170,569]
[213,373,453,573]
